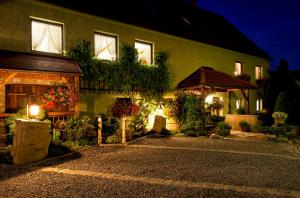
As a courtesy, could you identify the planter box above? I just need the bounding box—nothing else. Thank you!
[225,114,259,130]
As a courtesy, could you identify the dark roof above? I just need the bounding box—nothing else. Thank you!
[177,66,257,90]
[0,49,82,75]
[42,0,271,59]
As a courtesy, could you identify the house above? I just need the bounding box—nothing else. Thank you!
[0,0,270,129]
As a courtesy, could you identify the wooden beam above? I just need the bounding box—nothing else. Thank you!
[0,72,17,89]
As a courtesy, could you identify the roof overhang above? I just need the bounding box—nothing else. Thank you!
[0,49,82,76]
[177,66,257,91]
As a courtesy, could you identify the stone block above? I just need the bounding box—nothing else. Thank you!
[11,119,51,165]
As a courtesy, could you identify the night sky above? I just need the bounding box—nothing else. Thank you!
[200,0,300,71]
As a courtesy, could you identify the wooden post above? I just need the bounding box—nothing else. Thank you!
[97,115,102,145]
[121,116,126,144]
[74,76,80,114]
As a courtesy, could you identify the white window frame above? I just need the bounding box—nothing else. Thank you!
[30,18,64,54]
[255,66,263,80]
[234,61,243,76]
[135,40,153,65]
[94,31,118,61]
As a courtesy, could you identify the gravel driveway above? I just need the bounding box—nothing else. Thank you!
[1,136,300,198]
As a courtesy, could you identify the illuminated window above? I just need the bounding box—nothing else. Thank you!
[234,62,243,76]
[31,20,63,54]
[236,99,241,109]
[135,40,153,65]
[256,99,263,112]
[255,66,263,80]
[94,33,117,61]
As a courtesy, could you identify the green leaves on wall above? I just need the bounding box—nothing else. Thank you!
[68,40,169,99]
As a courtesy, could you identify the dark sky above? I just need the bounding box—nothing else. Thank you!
[200,0,300,71]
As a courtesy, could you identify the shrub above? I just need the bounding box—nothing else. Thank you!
[239,121,251,132]
[272,112,288,125]
[61,141,80,151]
[214,122,231,137]
[0,145,12,164]
[90,137,98,145]
[52,129,61,145]
[184,129,208,137]
[206,115,225,125]
[106,135,121,144]
[78,137,90,146]
[160,128,172,136]
[48,143,71,157]
[235,108,246,115]
[64,116,84,142]
[268,136,289,143]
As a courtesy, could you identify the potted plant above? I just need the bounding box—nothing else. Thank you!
[272,112,288,125]
[239,120,251,132]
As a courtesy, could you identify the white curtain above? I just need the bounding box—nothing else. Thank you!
[31,21,62,54]
[48,24,62,53]
[135,42,152,65]
[95,34,116,61]
[31,21,47,51]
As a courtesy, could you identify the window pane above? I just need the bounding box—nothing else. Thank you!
[255,66,262,79]
[95,33,117,61]
[256,99,263,112]
[135,41,152,65]
[234,62,242,76]
[31,20,62,54]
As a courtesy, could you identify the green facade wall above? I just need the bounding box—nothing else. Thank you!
[0,0,270,114]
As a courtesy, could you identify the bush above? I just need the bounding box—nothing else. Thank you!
[61,141,80,151]
[268,136,289,143]
[0,145,12,164]
[160,128,172,136]
[184,129,208,137]
[106,135,121,144]
[214,122,231,137]
[206,115,225,125]
[52,129,61,145]
[78,137,90,146]
[239,121,251,132]
[235,108,246,115]
[48,143,71,157]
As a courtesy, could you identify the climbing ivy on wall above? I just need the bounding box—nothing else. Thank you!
[68,40,169,99]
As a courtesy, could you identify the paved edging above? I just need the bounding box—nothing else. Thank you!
[128,144,300,161]
[39,167,300,198]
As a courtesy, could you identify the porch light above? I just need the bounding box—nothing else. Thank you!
[30,105,40,116]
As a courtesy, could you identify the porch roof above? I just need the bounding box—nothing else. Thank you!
[0,49,82,75]
[176,66,257,90]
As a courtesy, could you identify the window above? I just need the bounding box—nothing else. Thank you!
[255,66,263,80]
[31,20,63,54]
[234,62,243,76]
[256,99,263,112]
[94,32,117,61]
[135,40,153,65]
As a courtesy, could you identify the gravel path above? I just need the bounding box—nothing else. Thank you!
[1,137,300,198]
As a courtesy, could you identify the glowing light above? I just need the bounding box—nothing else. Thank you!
[205,95,213,104]
[236,100,240,109]
[30,105,40,116]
